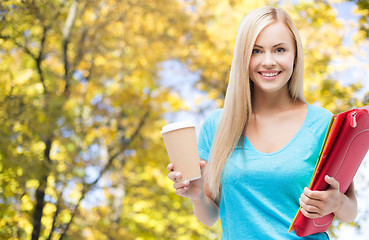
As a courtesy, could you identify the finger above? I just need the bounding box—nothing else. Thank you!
[325,175,340,190]
[199,160,206,169]
[175,187,188,196]
[300,193,323,209]
[173,180,190,190]
[167,163,174,171]
[168,171,182,182]
[299,198,321,213]
[199,160,206,175]
[168,172,176,181]
[300,207,321,219]
[303,187,324,200]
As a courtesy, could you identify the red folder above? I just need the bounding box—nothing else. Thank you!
[289,105,369,237]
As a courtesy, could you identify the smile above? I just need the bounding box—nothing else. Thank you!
[259,71,281,78]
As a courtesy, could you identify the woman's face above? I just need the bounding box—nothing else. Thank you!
[249,22,296,95]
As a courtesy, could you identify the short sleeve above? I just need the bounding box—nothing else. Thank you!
[197,109,222,161]
[307,104,333,148]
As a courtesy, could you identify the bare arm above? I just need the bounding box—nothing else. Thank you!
[333,182,357,222]
[168,160,220,226]
[191,193,220,226]
[299,175,357,222]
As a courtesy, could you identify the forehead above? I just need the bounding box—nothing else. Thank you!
[254,22,294,46]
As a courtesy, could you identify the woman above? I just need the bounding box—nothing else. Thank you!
[167,6,357,239]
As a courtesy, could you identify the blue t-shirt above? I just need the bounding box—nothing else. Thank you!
[198,103,333,239]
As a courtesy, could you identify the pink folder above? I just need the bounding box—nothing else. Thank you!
[289,105,369,237]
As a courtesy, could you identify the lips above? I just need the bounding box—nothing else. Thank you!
[258,71,281,78]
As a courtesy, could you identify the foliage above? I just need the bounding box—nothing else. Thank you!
[349,0,369,39]
[0,0,367,239]
[0,0,215,239]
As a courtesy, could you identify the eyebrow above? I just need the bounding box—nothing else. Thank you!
[254,43,286,48]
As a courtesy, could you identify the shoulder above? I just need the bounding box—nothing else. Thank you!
[308,103,332,117]
[201,108,223,128]
[197,109,223,160]
[206,108,223,119]
[304,103,333,141]
[307,103,333,124]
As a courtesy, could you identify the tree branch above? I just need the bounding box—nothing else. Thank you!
[62,0,78,94]
[47,194,61,240]
[57,108,151,239]
[36,24,50,94]
[57,193,82,240]
[0,34,37,59]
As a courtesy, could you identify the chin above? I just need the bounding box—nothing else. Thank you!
[255,84,289,95]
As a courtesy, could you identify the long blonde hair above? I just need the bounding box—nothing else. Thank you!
[205,6,305,201]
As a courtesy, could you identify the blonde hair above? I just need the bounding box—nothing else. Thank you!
[205,6,305,201]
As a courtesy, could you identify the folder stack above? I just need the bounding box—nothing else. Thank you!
[289,105,369,237]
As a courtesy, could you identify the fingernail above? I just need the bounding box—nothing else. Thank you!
[176,173,180,177]
[184,187,188,190]
[184,180,189,185]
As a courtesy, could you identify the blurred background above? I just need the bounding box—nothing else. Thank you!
[0,0,368,239]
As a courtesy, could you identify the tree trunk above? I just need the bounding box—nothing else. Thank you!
[31,138,52,240]
[31,176,48,240]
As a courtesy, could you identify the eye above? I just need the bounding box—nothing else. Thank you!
[252,49,262,54]
[275,48,286,53]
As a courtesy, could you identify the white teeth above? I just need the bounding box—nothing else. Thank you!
[262,72,278,77]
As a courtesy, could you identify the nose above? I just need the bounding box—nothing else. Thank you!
[262,52,276,68]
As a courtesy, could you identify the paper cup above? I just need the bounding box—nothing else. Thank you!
[161,121,201,181]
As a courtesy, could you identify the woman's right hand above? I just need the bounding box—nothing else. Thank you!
[167,160,206,200]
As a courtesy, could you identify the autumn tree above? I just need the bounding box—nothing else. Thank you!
[0,0,367,239]
[0,0,208,239]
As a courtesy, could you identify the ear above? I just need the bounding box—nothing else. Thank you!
[293,45,298,66]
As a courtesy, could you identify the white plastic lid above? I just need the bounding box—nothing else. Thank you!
[161,121,195,134]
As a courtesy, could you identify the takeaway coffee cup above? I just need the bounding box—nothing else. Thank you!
[161,121,201,181]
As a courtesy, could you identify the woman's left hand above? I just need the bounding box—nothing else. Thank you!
[299,175,343,219]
